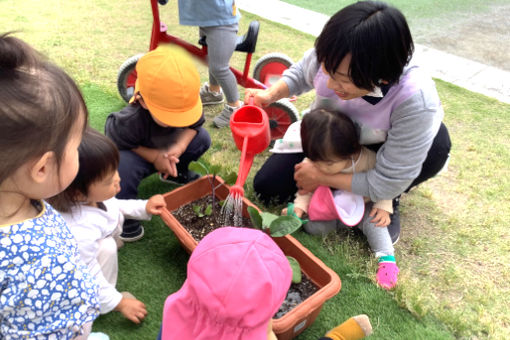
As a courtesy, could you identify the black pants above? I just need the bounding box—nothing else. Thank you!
[253,123,451,205]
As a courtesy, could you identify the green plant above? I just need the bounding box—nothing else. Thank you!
[189,160,237,185]
[247,206,304,283]
[286,256,302,284]
[192,204,212,218]
[188,160,237,214]
[247,206,303,237]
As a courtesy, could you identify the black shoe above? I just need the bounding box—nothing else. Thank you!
[159,170,200,185]
[120,219,144,242]
[388,198,401,245]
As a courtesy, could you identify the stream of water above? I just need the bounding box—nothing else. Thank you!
[221,193,244,227]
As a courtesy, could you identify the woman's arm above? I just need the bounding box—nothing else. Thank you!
[353,85,444,201]
[246,48,319,106]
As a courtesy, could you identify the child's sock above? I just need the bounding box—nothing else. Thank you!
[376,255,399,290]
[325,314,372,340]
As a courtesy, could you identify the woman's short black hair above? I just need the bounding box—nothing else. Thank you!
[301,109,361,162]
[315,1,414,91]
[49,127,119,212]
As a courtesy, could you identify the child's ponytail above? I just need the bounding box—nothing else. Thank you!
[0,31,42,71]
[0,32,88,186]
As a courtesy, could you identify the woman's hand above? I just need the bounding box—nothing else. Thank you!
[244,88,274,107]
[244,78,290,107]
[294,161,322,194]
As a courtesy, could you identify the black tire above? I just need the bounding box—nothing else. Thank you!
[117,53,144,102]
[265,98,299,142]
[253,53,294,86]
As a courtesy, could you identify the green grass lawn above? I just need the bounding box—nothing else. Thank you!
[2,0,510,339]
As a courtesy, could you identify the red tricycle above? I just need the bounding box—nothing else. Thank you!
[117,0,299,141]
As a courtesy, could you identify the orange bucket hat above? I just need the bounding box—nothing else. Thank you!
[130,45,202,127]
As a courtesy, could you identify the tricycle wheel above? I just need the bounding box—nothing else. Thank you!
[253,53,294,87]
[265,98,299,142]
[117,53,144,102]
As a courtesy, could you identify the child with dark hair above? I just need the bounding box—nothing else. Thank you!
[49,128,166,324]
[0,33,99,339]
[106,45,211,242]
[281,109,398,289]
[249,1,451,247]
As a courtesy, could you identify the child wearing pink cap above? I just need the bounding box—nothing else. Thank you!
[159,227,372,340]
[281,109,399,290]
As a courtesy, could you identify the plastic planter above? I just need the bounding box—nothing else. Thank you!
[160,175,341,339]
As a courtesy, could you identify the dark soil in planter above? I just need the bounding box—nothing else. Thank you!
[171,195,319,318]
[172,195,252,240]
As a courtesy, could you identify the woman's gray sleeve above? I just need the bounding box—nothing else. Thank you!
[352,90,444,201]
[281,48,320,96]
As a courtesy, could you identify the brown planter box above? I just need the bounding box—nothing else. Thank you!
[161,175,342,340]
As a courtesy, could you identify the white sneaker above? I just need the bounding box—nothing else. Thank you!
[213,103,242,128]
[200,83,224,105]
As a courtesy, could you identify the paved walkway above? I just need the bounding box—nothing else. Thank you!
[238,0,510,104]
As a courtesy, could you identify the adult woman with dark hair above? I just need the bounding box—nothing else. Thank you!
[247,1,451,243]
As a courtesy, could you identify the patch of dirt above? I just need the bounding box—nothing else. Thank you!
[172,195,319,317]
[411,3,510,71]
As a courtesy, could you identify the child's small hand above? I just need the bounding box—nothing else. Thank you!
[282,206,304,218]
[369,207,390,227]
[154,152,179,178]
[165,143,185,160]
[115,297,147,324]
[146,194,166,215]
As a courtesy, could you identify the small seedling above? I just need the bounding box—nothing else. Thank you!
[192,204,212,218]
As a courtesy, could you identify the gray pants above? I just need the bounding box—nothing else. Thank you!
[199,24,239,103]
[303,202,394,257]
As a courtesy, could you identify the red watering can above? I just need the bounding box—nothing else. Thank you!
[229,98,271,198]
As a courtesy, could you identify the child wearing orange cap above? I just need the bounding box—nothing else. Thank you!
[158,227,372,340]
[105,45,211,242]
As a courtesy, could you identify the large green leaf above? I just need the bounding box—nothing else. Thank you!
[261,212,279,228]
[269,216,302,237]
[188,161,208,176]
[223,171,238,185]
[209,164,221,175]
[247,206,262,229]
[286,256,302,284]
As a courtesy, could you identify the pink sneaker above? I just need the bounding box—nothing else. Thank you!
[376,256,399,290]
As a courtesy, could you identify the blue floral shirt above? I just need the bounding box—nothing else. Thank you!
[0,201,99,339]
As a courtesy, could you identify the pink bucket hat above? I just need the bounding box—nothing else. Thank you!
[308,186,365,226]
[161,227,292,340]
